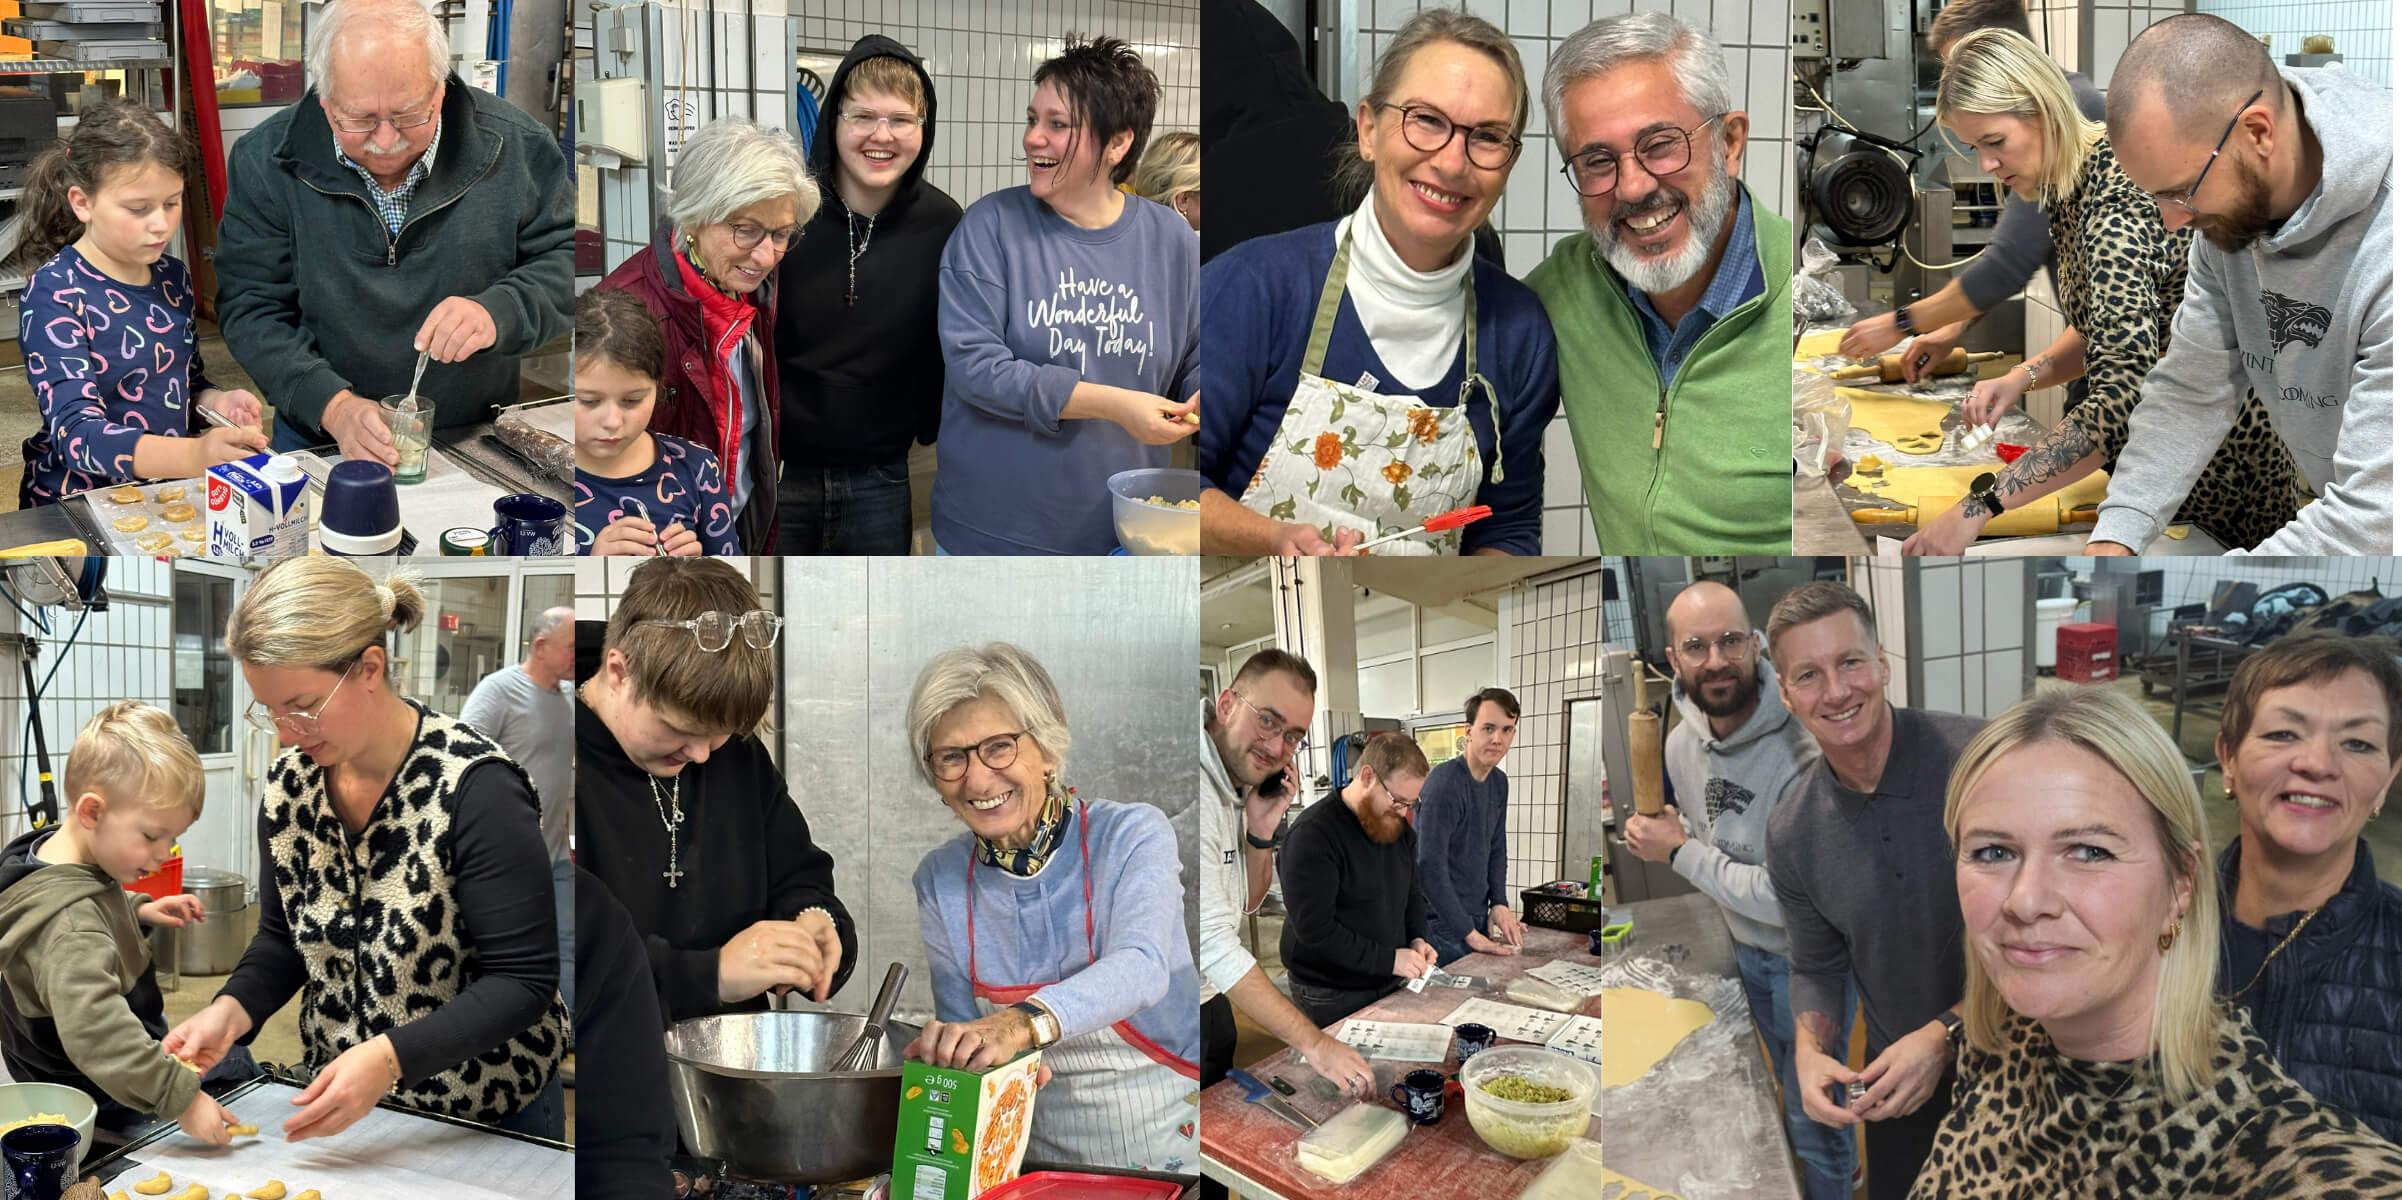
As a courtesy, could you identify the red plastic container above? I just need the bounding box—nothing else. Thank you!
[2056,622,2119,683]
[124,854,182,903]
[975,1173,1185,1199]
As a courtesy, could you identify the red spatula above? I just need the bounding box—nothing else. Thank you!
[1349,505,1493,552]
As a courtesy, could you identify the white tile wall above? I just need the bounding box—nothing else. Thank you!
[1356,2,1794,553]
[1495,562,1608,895]
[802,0,1200,212]
[0,559,174,847]
[1855,556,2037,718]
[2196,0,2390,86]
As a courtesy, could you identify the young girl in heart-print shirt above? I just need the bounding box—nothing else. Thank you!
[573,287,737,555]
[16,99,266,508]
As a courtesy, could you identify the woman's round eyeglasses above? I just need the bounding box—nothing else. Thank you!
[1380,103,1521,170]
[929,731,1027,782]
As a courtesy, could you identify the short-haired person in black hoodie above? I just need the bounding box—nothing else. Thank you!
[775,36,962,554]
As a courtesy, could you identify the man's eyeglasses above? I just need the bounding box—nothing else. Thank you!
[2164,89,2263,214]
[330,106,438,136]
[1559,113,1725,197]
[928,731,1026,782]
[1233,693,1308,751]
[1675,630,1755,663]
[725,221,802,252]
[1379,777,1421,812]
[244,659,361,735]
[840,110,924,135]
[1380,103,1521,170]
[639,610,783,652]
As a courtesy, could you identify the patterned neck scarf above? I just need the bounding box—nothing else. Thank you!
[975,784,1071,877]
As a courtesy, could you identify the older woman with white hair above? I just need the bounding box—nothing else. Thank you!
[904,642,1198,1172]
[216,0,574,464]
[601,116,818,552]
[1912,685,2402,1196]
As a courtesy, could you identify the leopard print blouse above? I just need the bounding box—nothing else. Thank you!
[262,704,567,1124]
[2049,137,2313,550]
[1907,1007,2402,1198]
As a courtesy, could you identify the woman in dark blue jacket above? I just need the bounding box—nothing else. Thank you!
[2213,633,2402,1143]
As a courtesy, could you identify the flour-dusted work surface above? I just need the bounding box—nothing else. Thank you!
[96,1081,570,1200]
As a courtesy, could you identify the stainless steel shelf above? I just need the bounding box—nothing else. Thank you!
[0,56,170,71]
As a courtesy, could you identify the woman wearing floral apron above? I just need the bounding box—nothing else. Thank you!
[1197,8,1558,556]
[906,644,1199,1172]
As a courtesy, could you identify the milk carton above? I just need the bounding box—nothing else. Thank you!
[207,453,312,559]
[890,1050,1042,1200]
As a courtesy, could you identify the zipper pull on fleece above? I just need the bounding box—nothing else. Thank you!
[1652,390,1667,450]
[387,242,396,267]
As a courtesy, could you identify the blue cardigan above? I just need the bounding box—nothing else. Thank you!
[1197,221,1559,555]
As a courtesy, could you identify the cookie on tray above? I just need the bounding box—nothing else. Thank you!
[112,514,149,533]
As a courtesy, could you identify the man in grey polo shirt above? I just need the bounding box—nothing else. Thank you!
[1626,580,1853,1200]
[1764,582,1984,1200]
[462,606,577,1008]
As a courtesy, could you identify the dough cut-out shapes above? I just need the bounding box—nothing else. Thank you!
[245,1184,286,1200]
[228,1124,257,1136]
[109,486,144,505]
[112,514,150,533]
[155,486,185,502]
[161,502,197,523]
[132,1174,172,1196]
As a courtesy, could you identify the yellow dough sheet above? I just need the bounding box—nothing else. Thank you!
[1601,1167,1689,1200]
[1837,388,1958,456]
[1795,328,1845,361]
[1600,987,1717,1089]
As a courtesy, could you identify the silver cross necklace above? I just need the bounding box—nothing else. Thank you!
[649,772,686,887]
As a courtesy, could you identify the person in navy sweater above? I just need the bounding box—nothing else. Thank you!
[1197,9,1557,556]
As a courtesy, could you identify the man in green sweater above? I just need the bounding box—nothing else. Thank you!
[1527,14,1793,553]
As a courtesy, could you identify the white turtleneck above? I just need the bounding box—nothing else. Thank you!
[1334,193,1472,392]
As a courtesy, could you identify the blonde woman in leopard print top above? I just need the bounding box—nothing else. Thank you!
[1900,28,2310,555]
[1909,686,2402,1198]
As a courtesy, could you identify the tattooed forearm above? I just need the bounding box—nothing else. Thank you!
[1995,421,2099,503]
[1798,1009,1839,1056]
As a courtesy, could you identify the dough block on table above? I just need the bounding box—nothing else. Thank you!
[1296,1102,1409,1184]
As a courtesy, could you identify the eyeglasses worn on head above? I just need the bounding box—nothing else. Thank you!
[244,658,362,735]
[928,731,1026,781]
[725,221,803,252]
[1677,630,1755,662]
[1233,693,1309,750]
[1559,113,1726,197]
[2167,89,2264,214]
[840,111,924,134]
[638,610,783,652]
[1380,103,1522,170]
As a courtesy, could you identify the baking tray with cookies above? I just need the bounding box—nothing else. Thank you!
[72,480,211,556]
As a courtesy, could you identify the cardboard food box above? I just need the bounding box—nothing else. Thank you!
[890,1050,1042,1200]
[207,453,312,559]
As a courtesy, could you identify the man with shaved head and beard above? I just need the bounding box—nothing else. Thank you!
[1625,581,1854,1199]
[1527,13,1792,553]
[2087,13,2391,555]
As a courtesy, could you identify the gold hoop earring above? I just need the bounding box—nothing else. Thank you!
[2158,920,2180,953]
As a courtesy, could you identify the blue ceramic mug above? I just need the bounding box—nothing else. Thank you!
[1454,1022,1497,1062]
[1389,1068,1445,1126]
[1,1123,77,1200]
[488,493,569,556]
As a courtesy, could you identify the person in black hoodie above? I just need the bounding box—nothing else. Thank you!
[775,36,962,555]
[571,865,675,1200]
[573,557,859,1022]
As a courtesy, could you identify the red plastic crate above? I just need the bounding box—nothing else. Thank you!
[125,854,182,902]
[977,1173,1183,1199]
[2056,622,2119,683]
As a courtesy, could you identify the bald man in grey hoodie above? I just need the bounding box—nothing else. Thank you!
[2089,14,2392,555]
[1624,581,1856,1200]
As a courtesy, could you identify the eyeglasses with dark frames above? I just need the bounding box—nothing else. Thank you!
[1379,102,1522,170]
[1558,113,1726,197]
[928,731,1027,782]
[725,220,802,252]
[2165,89,2264,214]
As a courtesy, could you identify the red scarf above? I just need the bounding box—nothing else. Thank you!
[670,244,760,465]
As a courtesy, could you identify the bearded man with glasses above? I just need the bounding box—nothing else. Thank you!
[573,556,856,1022]
[1276,732,1438,1029]
[1525,13,1792,554]
[218,0,572,467]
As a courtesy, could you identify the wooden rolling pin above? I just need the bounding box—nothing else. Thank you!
[1628,709,1665,816]
[1853,500,2101,536]
[1831,348,2005,382]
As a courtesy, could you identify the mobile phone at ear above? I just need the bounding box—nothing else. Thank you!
[1259,768,1290,800]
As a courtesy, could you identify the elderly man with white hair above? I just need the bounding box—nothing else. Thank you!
[461,606,578,1008]
[1525,13,1792,554]
[217,0,573,466]
[601,117,818,552]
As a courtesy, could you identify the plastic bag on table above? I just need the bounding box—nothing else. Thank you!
[495,410,575,482]
[1793,366,1852,481]
[1794,236,1856,325]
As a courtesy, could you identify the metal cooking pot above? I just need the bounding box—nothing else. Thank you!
[177,869,255,976]
[664,1009,925,1184]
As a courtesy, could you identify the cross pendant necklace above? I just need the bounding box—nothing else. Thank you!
[649,772,686,887]
[845,207,876,308]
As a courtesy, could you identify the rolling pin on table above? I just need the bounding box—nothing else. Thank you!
[1828,348,2005,383]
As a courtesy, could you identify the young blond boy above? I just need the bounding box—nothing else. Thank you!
[0,702,236,1144]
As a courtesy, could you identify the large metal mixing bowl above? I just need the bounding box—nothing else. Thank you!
[664,1009,925,1184]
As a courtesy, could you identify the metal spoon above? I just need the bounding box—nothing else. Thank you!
[405,346,431,409]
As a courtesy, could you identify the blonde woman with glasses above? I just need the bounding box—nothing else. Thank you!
[904,642,1198,1171]
[1900,28,2306,555]
[1912,685,2402,1195]
[162,558,566,1142]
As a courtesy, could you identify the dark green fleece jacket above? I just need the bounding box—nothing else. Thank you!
[0,858,198,1120]
[216,76,574,439]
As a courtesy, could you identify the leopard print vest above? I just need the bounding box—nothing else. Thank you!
[260,703,566,1124]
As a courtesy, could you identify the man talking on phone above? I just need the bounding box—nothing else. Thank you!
[1197,650,1374,1199]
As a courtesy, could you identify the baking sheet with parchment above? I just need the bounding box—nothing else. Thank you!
[118,1082,571,1200]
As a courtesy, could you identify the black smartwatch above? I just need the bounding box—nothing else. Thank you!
[1934,1010,1963,1040]
[1245,830,1281,850]
[1966,471,2004,520]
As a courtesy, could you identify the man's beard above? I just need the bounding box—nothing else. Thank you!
[1359,803,1407,844]
[2193,153,2277,252]
[1680,663,1761,720]
[1592,159,1736,295]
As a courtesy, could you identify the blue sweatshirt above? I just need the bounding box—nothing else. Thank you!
[931,187,1199,554]
[17,249,216,507]
[1197,221,1558,555]
[1413,756,1510,962]
[572,432,737,555]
